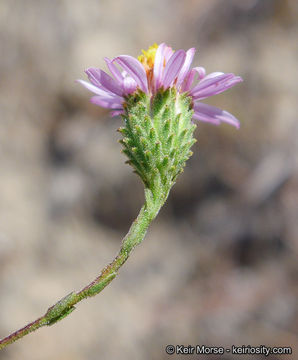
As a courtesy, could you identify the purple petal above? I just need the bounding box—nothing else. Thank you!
[181,66,206,92]
[198,78,242,100]
[194,67,207,80]
[192,102,240,128]
[164,46,174,62]
[104,57,123,83]
[192,75,243,100]
[114,55,148,93]
[90,96,123,109]
[190,73,241,97]
[162,50,186,89]
[85,68,123,96]
[153,43,167,91]
[77,79,117,97]
[200,72,224,81]
[181,70,195,93]
[123,76,137,94]
[84,69,102,88]
[191,73,233,96]
[110,110,124,117]
[176,48,196,88]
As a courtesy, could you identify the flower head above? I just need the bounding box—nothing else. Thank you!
[78,43,242,127]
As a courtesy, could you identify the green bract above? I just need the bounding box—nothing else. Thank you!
[119,88,196,199]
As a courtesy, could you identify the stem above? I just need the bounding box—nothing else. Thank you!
[0,188,165,351]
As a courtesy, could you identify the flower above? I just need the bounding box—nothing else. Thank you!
[78,43,242,127]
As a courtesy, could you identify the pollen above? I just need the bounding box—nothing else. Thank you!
[138,43,158,70]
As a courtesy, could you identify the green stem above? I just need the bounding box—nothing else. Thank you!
[0,188,165,351]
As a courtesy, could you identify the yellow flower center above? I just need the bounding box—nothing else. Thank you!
[138,43,158,70]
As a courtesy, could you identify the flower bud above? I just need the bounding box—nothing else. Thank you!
[119,88,196,195]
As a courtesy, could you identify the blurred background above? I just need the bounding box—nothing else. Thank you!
[0,0,297,359]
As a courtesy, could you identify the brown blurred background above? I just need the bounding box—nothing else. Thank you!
[0,0,297,359]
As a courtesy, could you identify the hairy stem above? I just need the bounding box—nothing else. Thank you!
[0,188,165,351]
